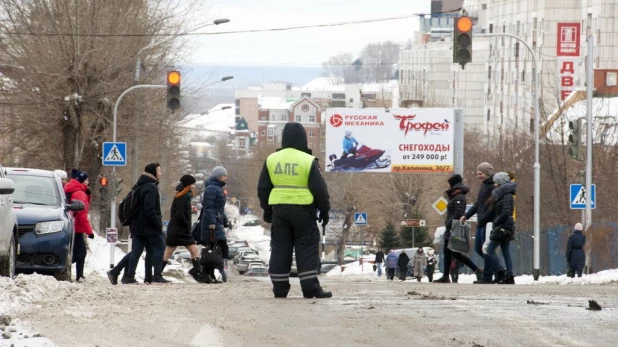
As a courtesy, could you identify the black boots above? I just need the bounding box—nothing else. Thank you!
[189,258,203,282]
[493,270,507,283]
[475,268,484,281]
[121,277,138,284]
[497,274,515,284]
[433,276,450,283]
[152,275,171,284]
[304,287,332,299]
[107,271,119,285]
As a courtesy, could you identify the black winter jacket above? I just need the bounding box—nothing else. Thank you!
[397,252,410,269]
[200,177,228,242]
[130,173,162,236]
[465,176,495,227]
[374,251,384,263]
[444,182,470,237]
[166,184,192,238]
[566,230,586,267]
[486,182,516,232]
[257,122,330,215]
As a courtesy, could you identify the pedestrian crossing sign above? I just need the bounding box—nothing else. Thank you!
[102,142,127,166]
[570,184,595,209]
[354,212,367,225]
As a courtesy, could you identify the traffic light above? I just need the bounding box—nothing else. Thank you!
[115,178,124,197]
[453,16,473,69]
[167,71,181,111]
[99,177,108,187]
[568,119,582,160]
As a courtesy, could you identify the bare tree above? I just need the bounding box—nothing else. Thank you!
[359,41,400,83]
[321,53,360,84]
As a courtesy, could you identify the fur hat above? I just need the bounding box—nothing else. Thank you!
[54,170,68,180]
[70,168,88,183]
[179,174,196,187]
[144,163,159,177]
[210,166,227,179]
[493,172,511,186]
[477,162,494,176]
[574,223,583,231]
[448,174,463,187]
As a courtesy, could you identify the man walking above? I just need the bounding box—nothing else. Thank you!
[374,249,384,277]
[258,122,332,299]
[123,163,169,284]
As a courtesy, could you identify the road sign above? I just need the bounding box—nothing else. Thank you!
[102,142,127,166]
[465,204,478,222]
[354,212,367,225]
[570,184,596,209]
[106,227,117,243]
[404,219,426,227]
[432,197,448,215]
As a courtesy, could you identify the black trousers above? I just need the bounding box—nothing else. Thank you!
[73,234,87,280]
[387,268,396,280]
[269,205,321,297]
[442,238,477,278]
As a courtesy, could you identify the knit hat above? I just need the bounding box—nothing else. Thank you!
[54,170,68,180]
[493,172,511,186]
[448,174,463,187]
[144,163,159,177]
[70,168,88,183]
[574,223,583,231]
[477,162,494,176]
[210,166,227,179]
[180,174,196,187]
[345,130,352,136]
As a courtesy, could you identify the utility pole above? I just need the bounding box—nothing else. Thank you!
[584,11,594,273]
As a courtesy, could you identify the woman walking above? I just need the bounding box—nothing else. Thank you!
[163,175,202,281]
[434,174,483,283]
[413,247,427,282]
[566,223,586,278]
[200,166,230,283]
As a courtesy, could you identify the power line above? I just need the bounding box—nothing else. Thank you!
[1,10,461,38]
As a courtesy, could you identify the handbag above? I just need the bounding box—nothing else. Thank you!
[489,226,515,243]
[447,220,470,254]
[190,208,204,244]
[199,229,223,268]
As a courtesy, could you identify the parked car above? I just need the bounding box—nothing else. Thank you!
[248,262,266,271]
[242,219,261,227]
[236,256,262,274]
[0,165,18,278]
[244,266,269,277]
[5,168,84,281]
[233,249,258,264]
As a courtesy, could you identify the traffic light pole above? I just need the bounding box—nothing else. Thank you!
[477,33,541,280]
[584,13,594,274]
[111,84,166,268]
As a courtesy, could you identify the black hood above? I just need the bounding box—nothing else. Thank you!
[445,182,470,196]
[279,122,312,155]
[493,182,516,200]
[134,173,158,188]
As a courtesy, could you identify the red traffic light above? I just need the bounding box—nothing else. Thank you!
[100,177,108,186]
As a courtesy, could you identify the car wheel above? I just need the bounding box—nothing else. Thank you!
[0,233,16,278]
[54,253,72,282]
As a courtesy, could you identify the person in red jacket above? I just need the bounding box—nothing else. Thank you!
[64,168,94,282]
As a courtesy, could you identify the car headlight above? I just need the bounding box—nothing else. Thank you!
[35,221,64,234]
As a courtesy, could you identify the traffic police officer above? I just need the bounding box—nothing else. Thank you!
[258,122,332,298]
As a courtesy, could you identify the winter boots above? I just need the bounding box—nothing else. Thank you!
[497,274,515,284]
[493,270,507,283]
[303,287,332,299]
[475,268,484,281]
[107,271,119,285]
[189,258,203,282]
[152,275,171,284]
[433,276,451,283]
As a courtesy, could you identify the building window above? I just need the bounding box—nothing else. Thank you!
[607,72,617,86]
[488,66,492,79]
[308,143,313,149]
[514,42,520,58]
[309,130,315,138]
[295,115,301,122]
[332,93,345,99]
[331,100,346,107]
[301,92,311,98]
[301,104,310,112]
[487,109,491,121]
[261,130,265,136]
[280,115,287,122]
[309,115,315,123]
[267,127,274,136]
[239,138,245,147]
[489,23,493,33]
[349,98,354,103]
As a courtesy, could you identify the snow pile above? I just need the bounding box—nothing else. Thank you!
[326,261,377,278]
[0,274,73,315]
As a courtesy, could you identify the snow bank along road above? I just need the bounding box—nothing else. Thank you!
[7,273,618,347]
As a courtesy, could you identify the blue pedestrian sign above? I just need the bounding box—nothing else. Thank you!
[354,212,367,225]
[102,142,127,166]
[570,184,595,209]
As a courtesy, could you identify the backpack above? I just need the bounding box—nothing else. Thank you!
[118,189,138,226]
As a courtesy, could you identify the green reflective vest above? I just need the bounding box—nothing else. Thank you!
[266,148,315,205]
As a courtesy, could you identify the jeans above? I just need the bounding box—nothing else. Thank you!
[483,240,512,281]
[474,226,486,259]
[127,234,165,278]
[376,262,383,276]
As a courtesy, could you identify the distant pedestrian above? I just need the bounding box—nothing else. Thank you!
[413,248,427,282]
[566,223,586,278]
[397,250,410,281]
[374,249,384,277]
[385,250,398,280]
[434,174,483,283]
[426,249,437,282]
[64,169,95,282]
[163,175,202,281]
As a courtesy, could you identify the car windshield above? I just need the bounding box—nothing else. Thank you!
[251,267,267,273]
[7,174,60,206]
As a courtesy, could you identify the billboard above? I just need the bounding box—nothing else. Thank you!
[325,108,454,173]
[557,22,581,57]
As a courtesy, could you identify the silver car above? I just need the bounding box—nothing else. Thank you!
[0,165,17,278]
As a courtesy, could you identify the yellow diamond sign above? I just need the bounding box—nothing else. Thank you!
[432,197,448,216]
[231,197,237,204]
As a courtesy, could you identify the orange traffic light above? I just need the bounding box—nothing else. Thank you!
[453,16,473,68]
[100,177,108,186]
[456,16,472,32]
[167,71,181,111]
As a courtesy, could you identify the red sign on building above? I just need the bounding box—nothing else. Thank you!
[557,23,581,57]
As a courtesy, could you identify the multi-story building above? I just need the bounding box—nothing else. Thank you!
[256,97,322,150]
[400,0,618,139]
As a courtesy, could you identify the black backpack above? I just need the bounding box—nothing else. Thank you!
[118,189,139,226]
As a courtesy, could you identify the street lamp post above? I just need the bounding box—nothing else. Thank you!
[477,32,541,280]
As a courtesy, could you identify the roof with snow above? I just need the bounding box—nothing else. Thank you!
[182,103,235,132]
[258,96,299,110]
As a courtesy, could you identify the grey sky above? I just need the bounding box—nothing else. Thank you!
[184,0,429,66]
